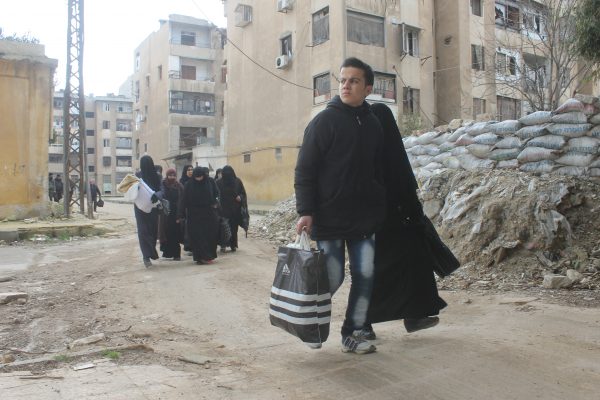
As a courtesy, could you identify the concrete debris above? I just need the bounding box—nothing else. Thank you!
[542,274,573,289]
[68,333,106,349]
[0,292,29,305]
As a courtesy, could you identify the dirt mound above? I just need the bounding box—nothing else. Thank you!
[255,169,600,305]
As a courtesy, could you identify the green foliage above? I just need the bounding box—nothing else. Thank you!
[574,0,600,76]
[101,350,120,360]
[400,113,423,136]
[53,354,71,362]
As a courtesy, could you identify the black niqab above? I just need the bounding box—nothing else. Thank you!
[139,155,161,191]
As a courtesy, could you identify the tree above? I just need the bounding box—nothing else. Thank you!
[473,0,594,115]
[573,0,600,79]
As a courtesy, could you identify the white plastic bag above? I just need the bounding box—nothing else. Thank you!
[123,182,139,202]
[287,230,312,250]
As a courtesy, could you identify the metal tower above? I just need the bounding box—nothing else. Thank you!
[63,0,90,217]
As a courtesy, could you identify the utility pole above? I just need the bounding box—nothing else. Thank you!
[63,0,91,217]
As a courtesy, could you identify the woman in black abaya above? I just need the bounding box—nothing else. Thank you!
[134,155,162,268]
[179,167,220,264]
[366,103,447,336]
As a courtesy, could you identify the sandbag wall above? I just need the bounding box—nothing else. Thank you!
[404,96,600,180]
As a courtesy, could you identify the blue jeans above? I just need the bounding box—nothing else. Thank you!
[317,235,375,338]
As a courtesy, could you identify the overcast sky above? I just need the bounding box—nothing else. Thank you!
[1,0,226,96]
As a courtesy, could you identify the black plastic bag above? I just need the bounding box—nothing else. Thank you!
[219,217,232,247]
[96,199,104,207]
[269,233,331,349]
[239,205,250,237]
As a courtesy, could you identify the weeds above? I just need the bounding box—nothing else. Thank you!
[53,354,70,362]
[101,350,120,360]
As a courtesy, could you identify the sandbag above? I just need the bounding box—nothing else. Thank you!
[497,159,519,169]
[467,144,493,158]
[590,157,600,168]
[403,136,419,149]
[457,154,495,170]
[433,152,453,163]
[589,168,600,177]
[408,155,420,168]
[551,111,588,124]
[526,134,566,150]
[555,152,594,167]
[443,156,461,169]
[588,125,600,138]
[489,120,520,135]
[416,155,435,166]
[407,144,431,156]
[455,133,475,146]
[439,141,456,152]
[546,123,591,138]
[519,160,556,174]
[416,131,441,145]
[589,113,600,125]
[447,127,466,142]
[466,121,493,136]
[494,136,522,149]
[489,148,521,161]
[555,166,588,176]
[451,146,469,156]
[422,162,444,170]
[516,125,548,139]
[565,137,599,154]
[472,132,500,145]
[519,111,552,126]
[554,98,584,114]
[432,132,451,145]
[517,146,562,163]
[583,103,598,116]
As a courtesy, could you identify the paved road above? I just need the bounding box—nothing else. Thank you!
[1,202,599,399]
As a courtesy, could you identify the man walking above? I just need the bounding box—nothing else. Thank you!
[295,57,386,354]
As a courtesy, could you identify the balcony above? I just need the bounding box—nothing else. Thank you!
[169,41,216,61]
[169,78,215,94]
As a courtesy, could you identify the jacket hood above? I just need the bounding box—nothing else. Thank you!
[327,95,371,117]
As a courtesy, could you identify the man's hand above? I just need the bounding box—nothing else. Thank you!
[235,195,241,202]
[296,215,313,235]
[151,194,158,203]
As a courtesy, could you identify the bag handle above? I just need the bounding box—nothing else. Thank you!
[288,230,311,251]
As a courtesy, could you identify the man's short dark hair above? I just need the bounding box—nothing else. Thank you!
[340,57,374,86]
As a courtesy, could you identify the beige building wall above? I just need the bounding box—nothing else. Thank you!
[0,40,57,219]
[132,15,226,175]
[224,0,436,204]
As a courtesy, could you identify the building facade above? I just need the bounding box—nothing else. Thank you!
[49,92,134,195]
[131,14,227,174]
[0,40,57,219]
[223,0,598,204]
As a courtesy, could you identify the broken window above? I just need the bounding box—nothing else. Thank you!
[496,52,517,76]
[179,127,208,149]
[181,31,196,46]
[403,87,420,115]
[495,2,520,30]
[372,73,396,101]
[523,54,548,91]
[313,73,331,104]
[471,44,485,70]
[312,7,329,45]
[400,24,420,56]
[497,96,521,120]
[347,10,384,47]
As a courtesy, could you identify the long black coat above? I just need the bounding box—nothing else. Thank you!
[367,103,446,324]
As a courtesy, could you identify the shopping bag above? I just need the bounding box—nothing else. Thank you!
[218,217,232,247]
[269,231,331,349]
[97,199,104,207]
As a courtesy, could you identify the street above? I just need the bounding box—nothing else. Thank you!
[1,201,599,399]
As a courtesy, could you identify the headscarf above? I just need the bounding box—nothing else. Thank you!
[139,155,161,191]
[220,165,237,187]
[370,103,418,206]
[180,164,193,185]
[163,168,180,189]
[184,166,214,207]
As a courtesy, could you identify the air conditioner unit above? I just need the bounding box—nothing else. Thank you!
[277,0,294,12]
[276,55,290,69]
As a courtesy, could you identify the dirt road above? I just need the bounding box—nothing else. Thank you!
[1,201,599,399]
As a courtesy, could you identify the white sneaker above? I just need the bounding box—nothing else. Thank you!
[341,332,376,354]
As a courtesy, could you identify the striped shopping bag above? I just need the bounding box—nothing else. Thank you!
[269,234,331,349]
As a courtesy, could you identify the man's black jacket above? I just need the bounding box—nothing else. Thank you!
[294,95,386,240]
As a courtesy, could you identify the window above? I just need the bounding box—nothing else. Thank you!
[116,156,132,167]
[243,153,251,163]
[179,127,208,149]
[181,65,196,80]
[135,53,140,71]
[471,45,485,70]
[116,137,132,149]
[495,2,520,30]
[473,98,486,119]
[313,73,331,104]
[280,35,292,57]
[53,117,63,128]
[102,120,110,129]
[134,81,140,102]
[116,119,132,131]
[115,172,127,185]
[372,73,396,101]
[85,111,94,118]
[275,147,282,161]
[117,103,131,113]
[496,52,517,76]
[221,63,227,84]
[49,154,63,163]
[312,7,329,45]
[88,165,95,173]
[497,96,521,120]
[103,103,110,112]
[471,0,483,17]
[87,147,95,154]
[523,11,543,34]
[103,174,111,189]
[135,139,140,159]
[169,91,215,115]
[144,143,148,152]
[347,10,384,47]
[181,31,195,46]
[86,129,95,136]
[523,54,548,91]
[103,157,111,167]
[158,65,162,80]
[103,139,110,147]
[403,88,420,115]
[400,24,420,56]
[145,74,150,87]
[53,99,63,109]
[234,4,252,27]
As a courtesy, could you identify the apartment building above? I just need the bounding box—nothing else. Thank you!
[223,0,436,203]
[223,0,598,204]
[49,92,134,195]
[131,14,227,174]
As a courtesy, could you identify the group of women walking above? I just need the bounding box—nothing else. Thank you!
[133,155,247,268]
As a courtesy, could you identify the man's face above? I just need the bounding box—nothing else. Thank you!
[339,66,372,107]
